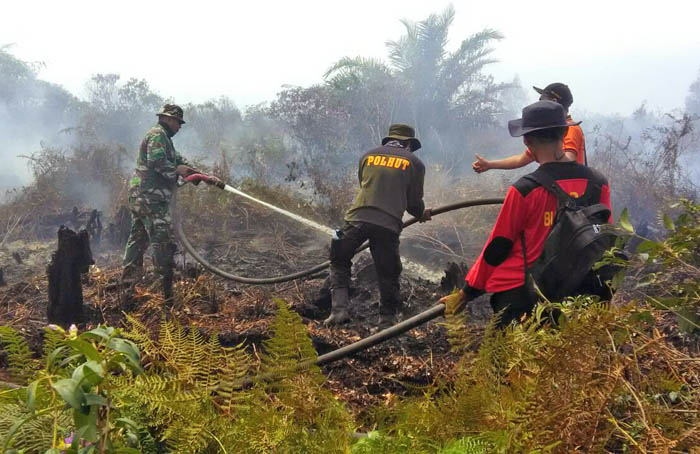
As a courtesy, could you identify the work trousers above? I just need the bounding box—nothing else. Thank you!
[122,200,176,281]
[330,221,402,317]
[490,285,535,329]
[490,265,620,329]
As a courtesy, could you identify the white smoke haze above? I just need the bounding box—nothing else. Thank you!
[3,0,699,114]
[0,5,699,234]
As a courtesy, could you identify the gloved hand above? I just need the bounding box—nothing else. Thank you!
[440,289,467,316]
[176,165,199,177]
[419,208,432,223]
[184,173,222,186]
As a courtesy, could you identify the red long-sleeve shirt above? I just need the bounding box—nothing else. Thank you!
[466,161,611,293]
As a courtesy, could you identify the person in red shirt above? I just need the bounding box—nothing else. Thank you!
[472,83,586,173]
[441,100,611,328]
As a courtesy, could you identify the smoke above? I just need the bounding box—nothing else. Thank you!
[0,48,80,194]
[65,179,112,213]
[2,22,699,240]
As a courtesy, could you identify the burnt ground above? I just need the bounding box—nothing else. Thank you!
[0,192,498,421]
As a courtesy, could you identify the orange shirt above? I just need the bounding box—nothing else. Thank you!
[526,116,586,164]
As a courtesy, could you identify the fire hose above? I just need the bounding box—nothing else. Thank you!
[173,180,504,285]
[173,180,504,378]
[232,302,447,389]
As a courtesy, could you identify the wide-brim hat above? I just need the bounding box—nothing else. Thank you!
[382,123,421,151]
[508,100,581,137]
[157,104,186,124]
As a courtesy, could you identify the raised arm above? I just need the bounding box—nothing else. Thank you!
[472,151,534,173]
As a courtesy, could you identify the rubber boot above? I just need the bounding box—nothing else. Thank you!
[323,288,350,326]
[162,270,174,307]
[370,312,399,334]
[120,264,143,287]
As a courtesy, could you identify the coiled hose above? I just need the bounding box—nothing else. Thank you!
[173,187,504,285]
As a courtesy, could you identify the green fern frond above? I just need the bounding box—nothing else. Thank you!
[443,309,475,355]
[439,435,493,454]
[193,333,221,389]
[261,299,319,372]
[0,402,71,454]
[162,419,213,453]
[215,343,252,415]
[158,319,188,366]
[41,326,65,359]
[124,313,159,359]
[0,326,37,383]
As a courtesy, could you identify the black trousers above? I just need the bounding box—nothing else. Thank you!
[490,266,619,329]
[490,285,535,329]
[330,222,402,317]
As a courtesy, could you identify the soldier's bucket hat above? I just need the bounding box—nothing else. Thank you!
[157,104,186,124]
[381,123,421,151]
[508,100,581,137]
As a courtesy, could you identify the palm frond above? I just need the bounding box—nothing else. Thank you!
[324,56,390,90]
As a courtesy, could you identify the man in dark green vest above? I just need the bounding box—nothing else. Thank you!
[325,124,431,329]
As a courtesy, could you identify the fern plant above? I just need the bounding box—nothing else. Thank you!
[0,325,38,382]
[234,299,353,454]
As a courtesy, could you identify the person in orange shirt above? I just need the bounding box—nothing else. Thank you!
[472,83,586,172]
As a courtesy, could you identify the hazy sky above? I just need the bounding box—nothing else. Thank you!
[3,0,700,116]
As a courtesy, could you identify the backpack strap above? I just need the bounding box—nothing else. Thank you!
[521,230,527,281]
[523,169,576,210]
[579,181,602,206]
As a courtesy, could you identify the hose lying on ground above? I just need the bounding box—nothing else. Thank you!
[174,184,500,385]
[173,185,504,284]
[226,302,447,390]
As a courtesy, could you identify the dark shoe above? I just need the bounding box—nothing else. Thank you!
[323,288,350,326]
[369,313,399,334]
[162,271,174,306]
[121,265,143,286]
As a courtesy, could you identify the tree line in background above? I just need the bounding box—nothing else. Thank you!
[1,7,699,232]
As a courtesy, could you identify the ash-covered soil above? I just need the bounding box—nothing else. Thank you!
[0,193,496,416]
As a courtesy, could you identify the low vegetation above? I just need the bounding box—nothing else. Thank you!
[1,203,699,453]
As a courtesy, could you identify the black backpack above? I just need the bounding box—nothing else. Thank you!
[521,170,616,301]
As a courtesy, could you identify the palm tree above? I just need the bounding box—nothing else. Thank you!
[324,57,399,147]
[324,6,513,169]
[387,6,507,140]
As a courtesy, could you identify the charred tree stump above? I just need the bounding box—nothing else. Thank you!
[0,268,5,287]
[107,205,131,249]
[47,226,94,327]
[440,262,469,292]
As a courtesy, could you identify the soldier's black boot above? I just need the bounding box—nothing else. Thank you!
[162,270,174,306]
[323,288,350,326]
[370,312,399,334]
[120,264,143,287]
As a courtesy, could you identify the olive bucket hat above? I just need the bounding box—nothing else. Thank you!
[382,123,422,151]
[157,104,186,124]
[508,100,581,137]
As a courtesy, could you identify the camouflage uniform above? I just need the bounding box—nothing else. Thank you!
[122,121,190,287]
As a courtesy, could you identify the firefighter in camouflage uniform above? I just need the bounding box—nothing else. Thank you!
[122,104,219,301]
